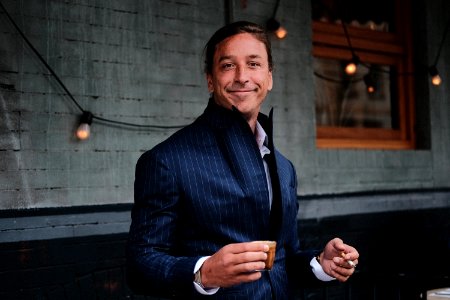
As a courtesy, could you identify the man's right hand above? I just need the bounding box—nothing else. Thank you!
[199,242,269,288]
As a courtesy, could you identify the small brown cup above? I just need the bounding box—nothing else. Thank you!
[252,241,277,270]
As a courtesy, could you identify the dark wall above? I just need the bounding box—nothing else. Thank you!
[297,208,450,299]
[1,207,448,300]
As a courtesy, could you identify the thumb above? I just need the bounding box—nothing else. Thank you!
[331,237,345,251]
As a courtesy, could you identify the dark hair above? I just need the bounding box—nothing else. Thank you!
[203,21,273,75]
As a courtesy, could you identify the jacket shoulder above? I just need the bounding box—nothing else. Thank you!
[138,116,214,161]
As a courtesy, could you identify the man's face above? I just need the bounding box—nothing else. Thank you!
[207,33,273,121]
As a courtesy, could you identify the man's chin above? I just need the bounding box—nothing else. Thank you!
[228,91,255,101]
[232,104,259,118]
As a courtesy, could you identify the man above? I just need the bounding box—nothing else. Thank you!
[127,21,359,299]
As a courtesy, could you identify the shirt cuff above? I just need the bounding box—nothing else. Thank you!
[310,257,336,281]
[193,256,220,295]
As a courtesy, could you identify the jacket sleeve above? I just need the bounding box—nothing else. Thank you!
[126,150,199,297]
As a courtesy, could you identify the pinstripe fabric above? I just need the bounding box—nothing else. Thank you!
[127,100,309,299]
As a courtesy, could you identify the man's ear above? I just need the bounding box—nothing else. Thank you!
[267,70,273,91]
[206,74,214,93]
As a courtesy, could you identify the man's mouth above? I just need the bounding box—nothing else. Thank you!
[227,88,256,93]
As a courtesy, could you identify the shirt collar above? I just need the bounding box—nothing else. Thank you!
[255,121,271,158]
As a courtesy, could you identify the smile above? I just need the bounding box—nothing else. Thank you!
[227,89,256,93]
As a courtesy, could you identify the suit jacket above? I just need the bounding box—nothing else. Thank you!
[127,100,317,299]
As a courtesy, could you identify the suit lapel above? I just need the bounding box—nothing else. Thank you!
[216,122,268,202]
[259,109,283,240]
[202,99,278,237]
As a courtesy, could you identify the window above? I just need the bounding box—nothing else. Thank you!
[312,0,415,149]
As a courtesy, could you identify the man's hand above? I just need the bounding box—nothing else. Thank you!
[318,237,359,282]
[200,242,269,288]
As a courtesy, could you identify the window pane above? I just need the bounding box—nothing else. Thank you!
[314,57,398,129]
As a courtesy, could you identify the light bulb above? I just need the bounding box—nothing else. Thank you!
[345,55,360,76]
[431,74,442,86]
[266,18,287,39]
[76,111,93,140]
[429,66,442,86]
[345,62,357,75]
[275,26,287,39]
[76,123,90,140]
[364,73,376,93]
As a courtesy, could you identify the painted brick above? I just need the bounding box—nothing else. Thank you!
[0,0,449,212]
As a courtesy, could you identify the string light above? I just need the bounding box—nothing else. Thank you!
[0,1,187,142]
[2,1,448,141]
[345,54,360,76]
[314,15,449,88]
[266,18,288,39]
[363,72,376,93]
[275,25,287,39]
[76,111,93,140]
[266,0,287,39]
[341,21,361,76]
[428,18,449,86]
[429,66,442,86]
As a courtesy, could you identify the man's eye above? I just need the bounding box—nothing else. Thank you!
[249,62,261,68]
[222,63,234,70]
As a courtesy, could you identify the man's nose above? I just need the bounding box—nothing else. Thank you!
[234,65,249,84]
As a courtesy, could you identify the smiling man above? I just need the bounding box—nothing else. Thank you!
[127,21,359,299]
[206,31,273,132]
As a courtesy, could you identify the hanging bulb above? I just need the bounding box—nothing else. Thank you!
[345,62,357,75]
[431,74,441,86]
[275,25,287,39]
[76,123,90,140]
[345,55,360,76]
[76,111,93,140]
[363,73,376,93]
[429,66,442,86]
[266,18,288,39]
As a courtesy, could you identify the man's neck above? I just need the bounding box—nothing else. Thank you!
[247,118,257,134]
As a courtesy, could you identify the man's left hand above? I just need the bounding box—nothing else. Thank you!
[318,237,359,282]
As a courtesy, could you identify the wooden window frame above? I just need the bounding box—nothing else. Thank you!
[312,1,416,150]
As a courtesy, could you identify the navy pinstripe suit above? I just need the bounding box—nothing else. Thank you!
[127,100,316,299]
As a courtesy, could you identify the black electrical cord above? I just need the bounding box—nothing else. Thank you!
[312,18,424,82]
[272,0,281,19]
[341,21,375,72]
[341,21,356,58]
[0,1,84,113]
[0,1,187,130]
[432,17,450,68]
[313,71,363,84]
[340,14,450,78]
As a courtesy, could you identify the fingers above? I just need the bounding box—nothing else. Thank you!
[321,238,359,282]
[328,238,359,262]
[329,237,345,251]
[220,251,267,272]
[220,269,263,287]
[339,252,357,268]
[235,261,266,274]
[333,256,358,269]
[202,242,272,287]
[226,242,269,254]
[222,243,269,266]
[329,257,357,282]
